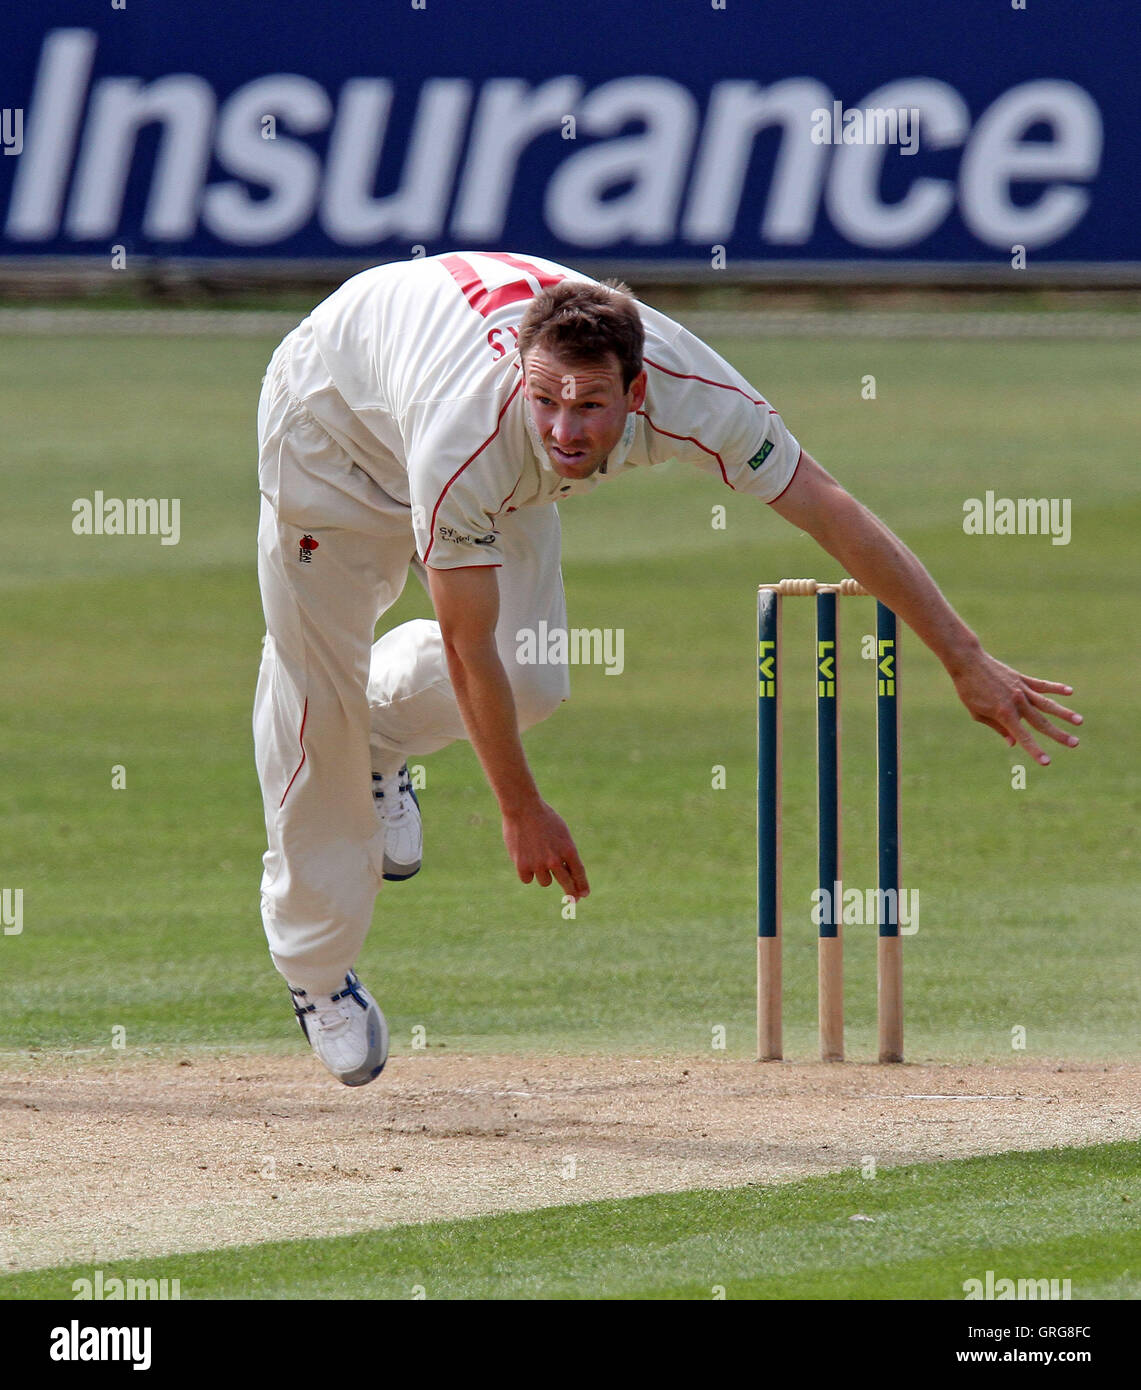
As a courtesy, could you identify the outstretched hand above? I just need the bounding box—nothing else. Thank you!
[502,799,590,901]
[950,651,1082,766]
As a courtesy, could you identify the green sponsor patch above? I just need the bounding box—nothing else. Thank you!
[747,439,774,470]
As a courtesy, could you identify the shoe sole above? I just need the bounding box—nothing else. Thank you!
[382,863,421,882]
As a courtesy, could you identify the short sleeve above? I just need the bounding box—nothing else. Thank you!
[404,396,519,570]
[639,322,801,502]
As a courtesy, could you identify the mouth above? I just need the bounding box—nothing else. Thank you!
[548,445,593,474]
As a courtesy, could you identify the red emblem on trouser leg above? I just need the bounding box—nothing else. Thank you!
[299,535,318,563]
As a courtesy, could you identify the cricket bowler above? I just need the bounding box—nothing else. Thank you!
[253,251,1082,1086]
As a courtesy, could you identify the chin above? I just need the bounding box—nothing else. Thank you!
[550,455,600,479]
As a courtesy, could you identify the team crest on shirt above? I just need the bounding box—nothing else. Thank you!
[437,525,497,547]
[747,440,774,470]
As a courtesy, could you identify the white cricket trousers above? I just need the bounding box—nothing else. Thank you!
[253,337,569,995]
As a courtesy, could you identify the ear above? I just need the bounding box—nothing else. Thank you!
[627,369,647,412]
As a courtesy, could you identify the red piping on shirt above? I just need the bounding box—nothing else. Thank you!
[496,472,524,513]
[425,562,503,572]
[769,448,804,504]
[423,378,523,564]
[637,410,734,488]
[644,355,770,407]
[279,698,308,809]
[640,356,786,485]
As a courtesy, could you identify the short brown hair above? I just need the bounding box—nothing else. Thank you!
[517,279,644,390]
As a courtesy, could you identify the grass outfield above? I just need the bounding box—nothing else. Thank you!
[0,331,1137,1062]
[3,1141,1136,1300]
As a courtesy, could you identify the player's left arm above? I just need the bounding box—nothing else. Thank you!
[769,450,1083,766]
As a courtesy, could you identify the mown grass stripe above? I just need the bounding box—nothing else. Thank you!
[4,1142,1136,1301]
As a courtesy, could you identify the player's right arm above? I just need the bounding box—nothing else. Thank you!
[426,564,589,900]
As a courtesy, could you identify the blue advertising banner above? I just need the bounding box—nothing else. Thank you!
[0,1,1132,266]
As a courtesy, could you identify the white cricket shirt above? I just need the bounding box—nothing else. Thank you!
[283,251,801,570]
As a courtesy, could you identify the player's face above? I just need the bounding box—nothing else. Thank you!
[523,349,647,480]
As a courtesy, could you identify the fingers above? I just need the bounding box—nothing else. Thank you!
[523,854,588,899]
[1027,690,1083,729]
[1034,716,1081,749]
[560,846,590,900]
[1007,697,1066,764]
[550,861,575,898]
[1022,676,1075,696]
[1010,721,1050,766]
[1022,680,1084,742]
[1017,688,1082,751]
[543,836,589,900]
[989,704,1076,765]
[981,701,1053,765]
[506,812,589,899]
[954,653,1084,765]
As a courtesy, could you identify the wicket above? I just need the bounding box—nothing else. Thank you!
[757,578,904,1064]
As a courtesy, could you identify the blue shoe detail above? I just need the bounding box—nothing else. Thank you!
[289,970,388,1087]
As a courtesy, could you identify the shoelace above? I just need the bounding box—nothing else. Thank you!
[293,982,358,1034]
[375,770,415,824]
[311,998,353,1034]
[389,777,415,824]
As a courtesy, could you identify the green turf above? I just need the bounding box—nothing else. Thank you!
[3,1141,1136,1300]
[0,332,1137,1062]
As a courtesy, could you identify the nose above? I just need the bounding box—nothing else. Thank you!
[552,410,581,445]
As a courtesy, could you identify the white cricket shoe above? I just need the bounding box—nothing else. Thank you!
[290,972,389,1087]
[373,763,422,881]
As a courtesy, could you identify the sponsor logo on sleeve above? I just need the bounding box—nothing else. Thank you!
[747,440,774,470]
[437,524,497,547]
